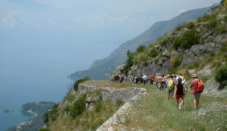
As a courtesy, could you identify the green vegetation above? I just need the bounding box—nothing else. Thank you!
[135,45,146,53]
[39,128,50,131]
[170,55,182,67]
[45,96,123,131]
[65,95,86,118]
[73,77,90,91]
[173,29,200,50]
[7,102,55,131]
[215,64,227,86]
[121,85,227,131]
[124,50,134,75]
[43,104,59,124]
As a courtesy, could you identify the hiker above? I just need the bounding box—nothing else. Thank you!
[174,78,185,109]
[161,74,166,90]
[156,74,163,91]
[190,74,204,109]
[133,76,138,85]
[150,73,154,85]
[130,75,134,84]
[142,74,148,85]
[119,73,124,84]
[167,75,175,100]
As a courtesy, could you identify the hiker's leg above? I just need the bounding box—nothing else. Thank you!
[194,98,198,109]
[176,98,180,108]
[180,98,184,109]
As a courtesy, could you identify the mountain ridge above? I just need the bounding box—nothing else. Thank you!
[70,6,211,80]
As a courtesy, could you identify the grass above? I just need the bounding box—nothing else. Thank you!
[122,85,227,131]
[48,99,123,131]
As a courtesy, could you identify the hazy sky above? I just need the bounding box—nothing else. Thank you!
[0,0,220,71]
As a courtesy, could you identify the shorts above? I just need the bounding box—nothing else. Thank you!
[175,95,184,99]
[157,82,162,89]
[193,93,201,99]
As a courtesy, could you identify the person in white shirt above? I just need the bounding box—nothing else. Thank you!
[142,74,148,85]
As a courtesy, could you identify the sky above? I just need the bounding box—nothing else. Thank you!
[0,0,221,71]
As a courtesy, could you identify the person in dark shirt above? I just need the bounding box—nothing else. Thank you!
[174,78,185,109]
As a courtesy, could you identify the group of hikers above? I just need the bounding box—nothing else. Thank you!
[119,72,204,110]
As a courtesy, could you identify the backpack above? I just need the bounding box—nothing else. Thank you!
[197,80,204,93]
[167,79,174,90]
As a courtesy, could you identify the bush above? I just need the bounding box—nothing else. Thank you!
[168,68,178,75]
[170,55,182,67]
[215,65,227,86]
[69,95,86,118]
[136,45,146,53]
[173,29,200,49]
[124,50,134,75]
[39,128,50,131]
[186,22,195,29]
[42,103,59,124]
[221,0,227,7]
[205,19,219,30]
[148,48,158,58]
[73,77,90,91]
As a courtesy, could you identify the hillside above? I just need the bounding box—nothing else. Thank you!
[40,3,227,131]
[70,7,211,80]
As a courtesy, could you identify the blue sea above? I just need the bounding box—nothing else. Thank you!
[0,41,95,131]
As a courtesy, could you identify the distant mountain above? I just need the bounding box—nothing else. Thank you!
[70,6,211,80]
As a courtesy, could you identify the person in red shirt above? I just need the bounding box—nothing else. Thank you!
[150,73,154,85]
[190,74,200,109]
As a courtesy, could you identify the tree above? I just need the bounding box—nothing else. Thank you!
[124,50,134,75]
[215,65,227,86]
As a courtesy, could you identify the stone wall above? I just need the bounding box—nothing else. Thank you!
[78,84,147,103]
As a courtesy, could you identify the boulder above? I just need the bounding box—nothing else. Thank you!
[162,50,171,58]
[110,64,125,81]
[170,50,180,56]
[181,53,198,66]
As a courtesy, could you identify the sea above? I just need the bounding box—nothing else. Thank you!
[0,41,93,131]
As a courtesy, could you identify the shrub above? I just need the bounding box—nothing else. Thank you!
[175,25,184,32]
[73,77,90,91]
[124,50,134,75]
[148,48,158,58]
[170,55,182,67]
[173,29,200,49]
[215,65,227,86]
[39,128,50,131]
[205,19,218,30]
[186,22,195,29]
[69,95,86,118]
[168,68,178,75]
[136,45,146,53]
[42,103,59,124]
[221,0,227,7]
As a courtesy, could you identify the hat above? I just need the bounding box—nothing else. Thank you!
[192,74,197,78]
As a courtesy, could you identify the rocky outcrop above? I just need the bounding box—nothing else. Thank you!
[204,78,227,97]
[109,64,125,81]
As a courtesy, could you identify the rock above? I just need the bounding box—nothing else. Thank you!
[170,50,179,56]
[198,65,211,76]
[155,44,162,50]
[181,53,198,66]
[110,64,125,81]
[211,3,221,10]
[162,50,171,58]
[203,78,227,97]
[162,60,172,72]
[217,14,227,19]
